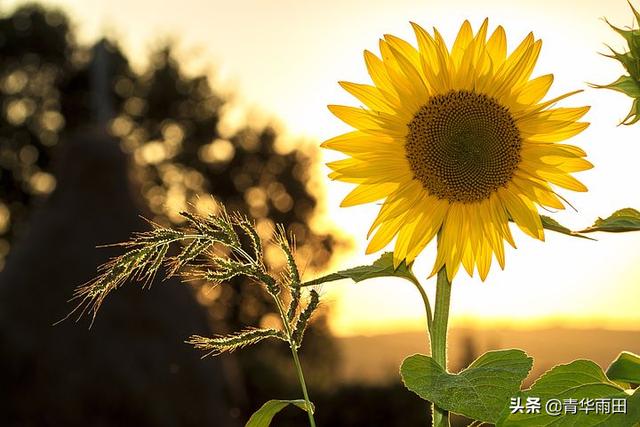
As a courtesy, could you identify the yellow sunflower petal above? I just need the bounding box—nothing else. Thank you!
[510,175,565,210]
[327,104,408,137]
[526,122,590,143]
[338,81,397,114]
[326,157,411,180]
[555,157,593,173]
[492,40,541,99]
[368,180,426,235]
[393,211,424,267]
[386,43,430,106]
[514,90,583,120]
[477,238,493,281]
[367,211,410,253]
[489,192,516,248]
[535,170,588,192]
[328,105,382,129]
[405,198,449,263]
[498,186,544,240]
[518,107,590,134]
[521,141,587,159]
[478,201,506,269]
[451,20,474,67]
[515,74,553,105]
[363,50,399,100]
[486,25,507,67]
[341,182,399,207]
[383,34,422,70]
[437,203,466,280]
[321,131,400,155]
[379,40,416,100]
[410,22,452,92]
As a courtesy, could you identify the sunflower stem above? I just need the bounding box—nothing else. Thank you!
[430,266,451,427]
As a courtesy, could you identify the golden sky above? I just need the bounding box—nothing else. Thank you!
[9,0,640,335]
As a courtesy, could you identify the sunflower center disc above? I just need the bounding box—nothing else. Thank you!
[405,90,522,203]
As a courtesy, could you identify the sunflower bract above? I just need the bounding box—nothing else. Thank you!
[323,19,591,281]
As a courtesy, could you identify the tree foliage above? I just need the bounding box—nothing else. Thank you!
[0,2,342,418]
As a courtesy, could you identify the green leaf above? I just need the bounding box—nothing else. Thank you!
[594,74,640,98]
[580,208,640,233]
[597,2,640,125]
[623,97,640,125]
[498,360,640,427]
[540,215,595,240]
[624,1,640,59]
[245,399,314,427]
[302,252,418,287]
[607,352,640,384]
[605,18,640,54]
[400,349,533,423]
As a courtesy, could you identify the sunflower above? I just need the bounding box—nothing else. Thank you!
[323,20,592,281]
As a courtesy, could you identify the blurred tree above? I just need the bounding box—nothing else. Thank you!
[0,5,235,427]
[114,45,343,413]
[0,4,71,267]
[0,2,342,425]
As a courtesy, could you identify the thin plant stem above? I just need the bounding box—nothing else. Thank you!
[289,343,316,427]
[430,266,452,427]
[300,276,432,339]
[298,261,433,337]
[273,297,317,427]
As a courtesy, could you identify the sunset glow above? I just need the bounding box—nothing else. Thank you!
[13,0,640,336]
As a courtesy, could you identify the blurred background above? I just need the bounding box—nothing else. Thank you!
[0,1,639,426]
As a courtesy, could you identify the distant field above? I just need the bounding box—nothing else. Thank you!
[336,327,640,384]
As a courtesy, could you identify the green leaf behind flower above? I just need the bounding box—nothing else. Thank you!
[301,252,418,286]
[580,208,640,233]
[597,1,640,124]
[540,215,594,240]
[400,349,533,423]
[594,75,640,98]
[245,399,314,427]
[538,209,640,239]
[605,19,640,57]
[498,360,640,426]
[607,351,640,385]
